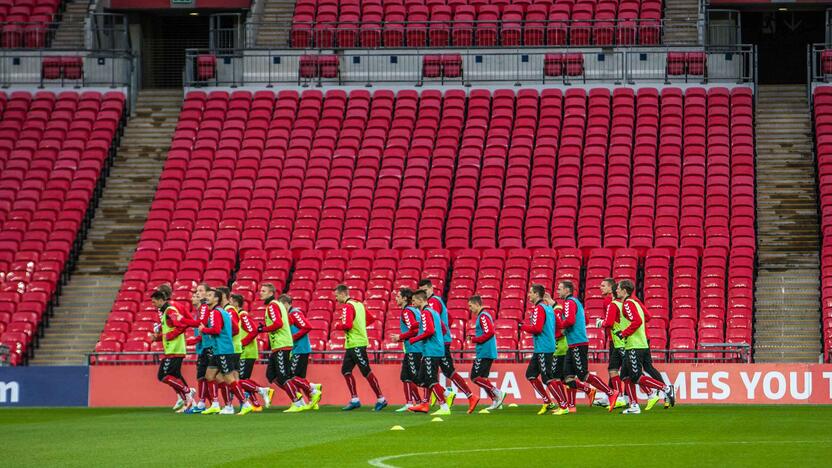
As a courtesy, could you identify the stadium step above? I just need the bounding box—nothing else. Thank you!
[28,89,183,366]
[253,0,295,48]
[753,84,822,363]
[663,0,701,45]
[50,0,88,49]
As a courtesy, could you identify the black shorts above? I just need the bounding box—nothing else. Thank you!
[608,345,625,372]
[266,350,293,385]
[342,346,372,377]
[157,357,184,381]
[196,348,213,380]
[210,353,239,375]
[400,352,421,383]
[471,358,493,379]
[238,358,257,380]
[439,344,455,378]
[622,348,652,382]
[526,352,555,382]
[291,353,310,379]
[565,345,590,380]
[419,355,442,386]
[552,354,566,381]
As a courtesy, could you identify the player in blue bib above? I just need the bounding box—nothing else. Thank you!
[390,288,423,412]
[407,290,452,416]
[522,284,568,415]
[467,295,505,414]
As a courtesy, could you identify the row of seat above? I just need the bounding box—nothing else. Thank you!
[813,87,832,362]
[0,0,60,48]
[291,1,663,48]
[0,90,126,365]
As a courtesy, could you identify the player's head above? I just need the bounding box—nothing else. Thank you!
[259,283,276,301]
[467,295,483,314]
[216,286,231,305]
[230,293,244,309]
[155,283,172,301]
[277,294,292,306]
[334,284,350,304]
[206,289,221,307]
[557,281,574,299]
[527,283,545,304]
[195,282,210,301]
[150,290,166,309]
[396,287,413,308]
[617,279,635,300]
[417,279,434,297]
[412,289,428,308]
[600,278,616,296]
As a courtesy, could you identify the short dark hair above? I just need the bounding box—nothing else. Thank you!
[261,283,276,294]
[335,284,349,294]
[196,282,211,292]
[602,278,616,287]
[230,294,244,308]
[413,290,428,301]
[530,283,545,299]
[618,279,635,296]
[207,289,221,302]
[278,294,292,305]
[155,284,172,300]
[399,287,413,304]
[559,281,574,295]
[417,279,433,289]
[216,286,231,301]
[468,295,483,306]
[150,290,166,301]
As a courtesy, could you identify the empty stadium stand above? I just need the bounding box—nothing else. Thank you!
[91,86,755,363]
[813,86,832,362]
[0,90,126,365]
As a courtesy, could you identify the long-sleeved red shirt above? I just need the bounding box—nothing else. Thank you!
[410,306,436,344]
[239,311,258,347]
[562,297,587,347]
[225,305,240,337]
[621,296,647,338]
[289,308,311,342]
[334,299,375,331]
[600,294,621,341]
[162,303,188,342]
[554,304,565,339]
[182,302,209,327]
[521,302,547,335]
[201,308,224,335]
[471,309,495,344]
[399,307,420,342]
[261,299,284,333]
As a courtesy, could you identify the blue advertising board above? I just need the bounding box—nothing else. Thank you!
[0,366,89,407]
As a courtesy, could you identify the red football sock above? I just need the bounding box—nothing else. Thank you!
[408,382,421,403]
[431,383,446,403]
[162,375,188,399]
[586,374,614,395]
[366,372,383,399]
[625,380,639,404]
[638,375,667,391]
[229,382,246,404]
[611,375,623,394]
[403,382,412,404]
[210,382,219,403]
[450,372,472,398]
[568,387,576,407]
[344,373,358,398]
[572,379,593,393]
[205,380,215,403]
[292,377,312,399]
[281,381,299,402]
[422,386,431,404]
[528,378,551,405]
[546,380,567,408]
[239,380,261,405]
[473,377,496,399]
[198,379,207,401]
[218,383,230,406]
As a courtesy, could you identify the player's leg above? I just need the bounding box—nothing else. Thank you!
[636,349,674,409]
[408,356,433,413]
[398,353,415,412]
[341,349,362,410]
[526,353,552,414]
[620,349,642,414]
[159,358,187,409]
[440,344,472,404]
[354,346,386,410]
[471,358,503,411]
[202,359,222,414]
[292,354,322,409]
[425,357,450,415]
[542,353,567,412]
[268,351,300,407]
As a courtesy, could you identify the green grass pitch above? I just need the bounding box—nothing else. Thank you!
[2,405,831,467]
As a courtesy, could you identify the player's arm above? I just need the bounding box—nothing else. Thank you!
[186,334,202,346]
[334,303,355,331]
[230,310,240,336]
[201,310,223,335]
[290,310,312,341]
[561,299,577,329]
[240,314,258,347]
[471,313,495,344]
[409,311,435,344]
[620,301,643,338]
[261,303,282,333]
[398,309,420,342]
[599,302,618,330]
[164,308,187,341]
[521,305,544,335]
[180,306,202,327]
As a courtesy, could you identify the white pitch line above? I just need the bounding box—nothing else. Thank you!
[367,440,827,468]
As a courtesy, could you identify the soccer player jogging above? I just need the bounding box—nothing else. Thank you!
[545,294,572,416]
[558,280,619,412]
[231,293,273,412]
[214,287,240,410]
[594,278,627,410]
[615,280,676,414]
[466,295,505,414]
[200,289,253,415]
[259,283,306,413]
[522,284,567,415]
[389,288,423,412]
[407,290,452,416]
[182,283,213,413]
[283,295,323,409]
[334,284,387,411]
[418,279,474,408]
[150,290,195,412]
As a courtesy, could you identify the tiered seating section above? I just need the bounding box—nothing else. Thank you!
[813,87,832,361]
[0,0,61,48]
[290,0,664,48]
[96,86,755,363]
[0,90,125,365]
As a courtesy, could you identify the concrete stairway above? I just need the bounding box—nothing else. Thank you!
[754,84,822,363]
[51,1,88,49]
[254,0,295,48]
[30,90,182,366]
[664,0,700,45]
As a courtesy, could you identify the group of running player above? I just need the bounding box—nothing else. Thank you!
[149,275,675,415]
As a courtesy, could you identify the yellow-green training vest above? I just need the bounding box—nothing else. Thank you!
[610,299,626,349]
[619,298,649,350]
[239,310,259,359]
[266,300,293,351]
[226,304,243,354]
[344,299,369,349]
[161,305,185,355]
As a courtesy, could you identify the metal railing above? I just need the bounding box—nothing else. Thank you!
[88,344,752,365]
[706,10,741,46]
[0,49,133,89]
[809,43,832,86]
[243,18,703,49]
[184,45,755,88]
[88,13,130,51]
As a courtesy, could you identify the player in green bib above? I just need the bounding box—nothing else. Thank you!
[333,284,387,411]
[231,293,273,412]
[151,290,195,412]
[259,283,307,413]
[616,280,676,414]
[594,279,627,409]
[547,294,571,416]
